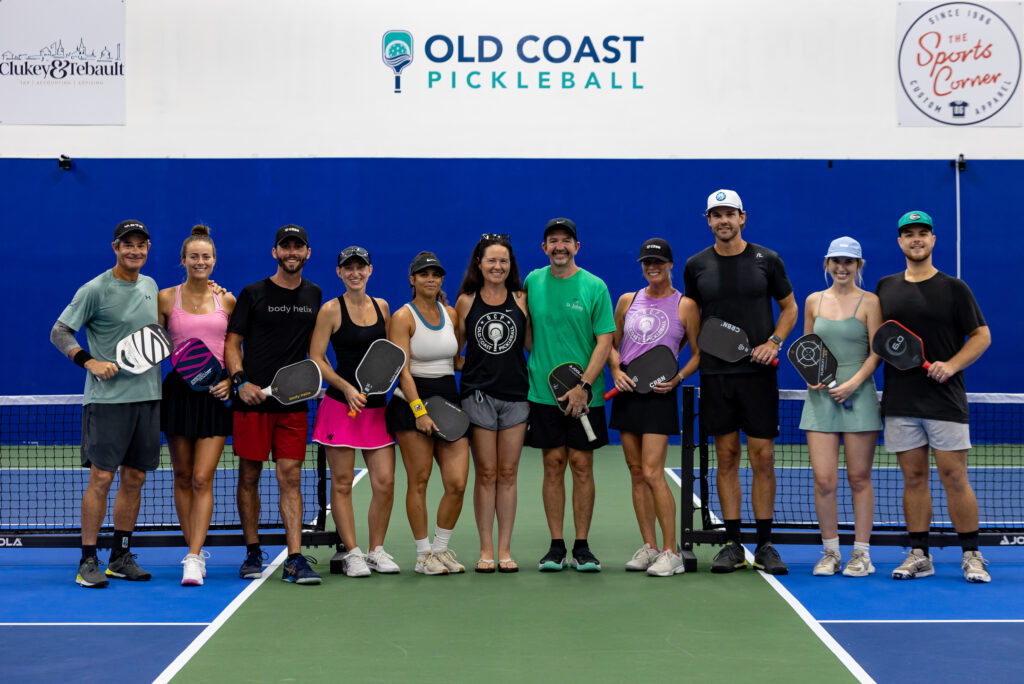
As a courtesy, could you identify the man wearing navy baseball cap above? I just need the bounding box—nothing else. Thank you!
[876,210,992,583]
[683,190,798,575]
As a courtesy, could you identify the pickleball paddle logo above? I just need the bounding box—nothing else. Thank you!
[885,334,908,357]
[383,30,413,93]
[626,308,670,345]
[898,2,1022,125]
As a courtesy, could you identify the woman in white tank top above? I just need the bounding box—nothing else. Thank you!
[386,252,470,576]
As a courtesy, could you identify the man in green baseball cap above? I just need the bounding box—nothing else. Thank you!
[896,210,933,233]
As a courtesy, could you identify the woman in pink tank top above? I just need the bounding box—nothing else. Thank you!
[157,225,236,587]
[608,238,700,577]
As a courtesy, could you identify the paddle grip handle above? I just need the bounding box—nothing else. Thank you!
[580,414,597,442]
[922,361,931,371]
[603,387,620,400]
[827,381,853,410]
[347,393,367,418]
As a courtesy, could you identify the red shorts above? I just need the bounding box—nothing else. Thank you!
[232,411,309,462]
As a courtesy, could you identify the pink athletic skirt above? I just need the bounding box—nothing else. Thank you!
[312,395,394,449]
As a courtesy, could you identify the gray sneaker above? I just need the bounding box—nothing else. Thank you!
[813,549,842,576]
[625,543,660,571]
[433,548,466,573]
[76,556,109,588]
[962,550,991,583]
[105,553,152,581]
[647,550,685,577]
[710,541,747,573]
[842,548,875,577]
[415,551,449,576]
[892,548,934,579]
[753,543,788,575]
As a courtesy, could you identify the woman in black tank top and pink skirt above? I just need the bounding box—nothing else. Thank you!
[455,234,530,573]
[309,246,400,576]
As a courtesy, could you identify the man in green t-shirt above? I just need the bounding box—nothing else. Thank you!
[524,218,615,572]
[50,220,162,588]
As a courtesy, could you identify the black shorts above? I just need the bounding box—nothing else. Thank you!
[161,371,232,439]
[609,389,679,436]
[525,401,609,451]
[81,400,161,472]
[700,373,779,439]
[386,375,469,441]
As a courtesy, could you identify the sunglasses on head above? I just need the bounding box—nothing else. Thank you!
[480,233,510,242]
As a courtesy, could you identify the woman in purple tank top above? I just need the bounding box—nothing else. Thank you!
[158,225,236,587]
[608,238,700,577]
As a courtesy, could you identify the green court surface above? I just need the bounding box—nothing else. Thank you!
[173,446,856,683]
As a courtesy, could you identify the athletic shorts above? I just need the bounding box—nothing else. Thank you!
[161,370,232,439]
[232,410,309,462]
[525,401,609,451]
[81,400,161,472]
[460,390,529,431]
[385,375,469,441]
[699,373,779,439]
[609,389,679,436]
[313,394,393,450]
[884,416,972,453]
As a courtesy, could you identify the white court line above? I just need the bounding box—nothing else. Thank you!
[153,468,368,684]
[0,622,209,627]
[821,619,1024,624]
[666,467,875,684]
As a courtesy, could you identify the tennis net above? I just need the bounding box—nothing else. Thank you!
[683,388,1024,542]
[0,395,331,544]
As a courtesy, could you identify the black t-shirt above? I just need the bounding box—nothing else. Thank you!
[228,277,322,413]
[459,290,529,401]
[875,271,985,423]
[683,242,793,375]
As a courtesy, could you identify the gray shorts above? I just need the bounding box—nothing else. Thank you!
[460,391,529,431]
[884,415,972,453]
[81,400,161,472]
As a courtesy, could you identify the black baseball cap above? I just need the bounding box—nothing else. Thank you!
[637,238,673,262]
[410,251,445,276]
[275,224,309,247]
[544,217,577,240]
[338,245,371,266]
[113,219,149,241]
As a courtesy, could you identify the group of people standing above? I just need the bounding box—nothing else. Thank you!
[51,188,993,589]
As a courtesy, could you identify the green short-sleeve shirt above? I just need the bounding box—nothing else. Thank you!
[524,266,616,406]
[58,270,161,404]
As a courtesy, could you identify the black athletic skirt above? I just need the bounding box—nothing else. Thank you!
[161,371,233,439]
[609,389,679,436]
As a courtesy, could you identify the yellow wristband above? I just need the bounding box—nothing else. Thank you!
[409,399,427,418]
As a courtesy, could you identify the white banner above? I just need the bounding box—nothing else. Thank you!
[0,0,125,125]
[897,1,1023,126]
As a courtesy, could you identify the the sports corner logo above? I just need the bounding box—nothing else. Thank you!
[0,36,124,79]
[381,30,644,93]
[898,2,1022,125]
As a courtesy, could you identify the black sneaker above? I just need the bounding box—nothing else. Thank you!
[538,547,567,572]
[76,556,109,588]
[282,554,322,585]
[239,549,268,579]
[753,542,789,575]
[570,547,602,572]
[710,541,747,573]
[105,553,152,581]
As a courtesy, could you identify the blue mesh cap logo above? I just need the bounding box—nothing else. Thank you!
[382,31,413,94]
[715,191,726,201]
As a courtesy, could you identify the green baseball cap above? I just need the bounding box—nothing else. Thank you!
[897,210,933,233]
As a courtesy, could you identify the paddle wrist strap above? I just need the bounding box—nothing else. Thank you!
[73,350,94,368]
[409,399,427,418]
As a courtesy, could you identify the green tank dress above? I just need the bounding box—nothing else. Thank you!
[798,293,882,433]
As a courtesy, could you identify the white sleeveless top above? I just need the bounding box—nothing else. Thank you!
[406,301,457,378]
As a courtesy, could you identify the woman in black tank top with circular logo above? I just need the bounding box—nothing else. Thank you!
[455,234,530,573]
[310,246,400,576]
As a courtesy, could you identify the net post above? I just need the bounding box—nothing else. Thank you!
[679,386,698,572]
[697,387,714,530]
[315,443,327,531]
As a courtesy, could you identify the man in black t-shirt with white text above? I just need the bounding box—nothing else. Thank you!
[683,189,797,575]
[876,210,992,583]
[226,224,323,585]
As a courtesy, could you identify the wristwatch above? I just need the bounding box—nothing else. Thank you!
[768,335,783,346]
[579,380,592,395]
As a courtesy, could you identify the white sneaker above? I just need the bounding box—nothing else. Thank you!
[646,550,685,577]
[842,548,875,577]
[433,548,465,573]
[366,547,401,574]
[625,543,660,571]
[414,551,449,575]
[181,553,204,586]
[197,549,210,578]
[892,548,934,579]
[813,549,842,576]
[962,550,991,583]
[342,551,371,578]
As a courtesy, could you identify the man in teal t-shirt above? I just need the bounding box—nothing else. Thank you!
[50,220,161,588]
[524,217,615,573]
